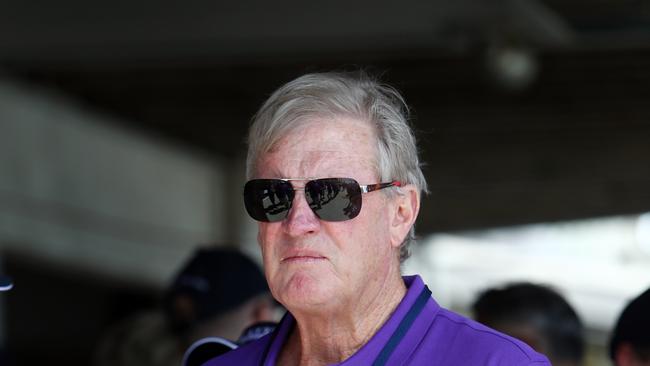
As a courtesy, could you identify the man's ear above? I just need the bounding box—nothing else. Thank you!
[389,184,420,249]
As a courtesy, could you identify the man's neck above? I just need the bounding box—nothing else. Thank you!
[277,272,407,366]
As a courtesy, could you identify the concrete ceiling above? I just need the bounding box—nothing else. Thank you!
[2,0,648,64]
[0,0,574,61]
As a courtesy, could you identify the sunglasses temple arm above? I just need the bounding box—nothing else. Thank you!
[363,181,402,193]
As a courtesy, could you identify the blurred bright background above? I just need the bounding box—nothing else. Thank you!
[404,213,650,365]
[1,0,650,364]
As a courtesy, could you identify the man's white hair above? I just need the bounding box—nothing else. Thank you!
[246,71,428,262]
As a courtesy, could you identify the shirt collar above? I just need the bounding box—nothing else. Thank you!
[262,275,438,366]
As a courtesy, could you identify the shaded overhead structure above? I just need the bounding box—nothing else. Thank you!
[0,0,576,61]
[1,0,650,233]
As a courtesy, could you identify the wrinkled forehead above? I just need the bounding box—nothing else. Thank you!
[255,116,381,177]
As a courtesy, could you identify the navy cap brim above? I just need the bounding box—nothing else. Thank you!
[0,276,13,291]
[182,336,238,366]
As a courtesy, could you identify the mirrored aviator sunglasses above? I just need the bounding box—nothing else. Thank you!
[243,178,401,223]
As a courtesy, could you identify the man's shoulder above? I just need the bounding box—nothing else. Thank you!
[415,306,551,365]
[201,334,272,366]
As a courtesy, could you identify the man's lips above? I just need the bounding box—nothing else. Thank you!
[281,252,327,262]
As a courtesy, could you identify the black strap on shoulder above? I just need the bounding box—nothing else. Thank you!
[372,286,432,366]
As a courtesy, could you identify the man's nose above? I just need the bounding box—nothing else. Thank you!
[283,189,320,236]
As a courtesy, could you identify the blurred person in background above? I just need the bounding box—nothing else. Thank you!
[609,287,650,366]
[203,71,550,365]
[93,246,277,366]
[472,282,585,366]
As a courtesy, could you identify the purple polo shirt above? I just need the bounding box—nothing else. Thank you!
[203,275,551,365]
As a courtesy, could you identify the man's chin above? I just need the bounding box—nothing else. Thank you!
[277,273,339,310]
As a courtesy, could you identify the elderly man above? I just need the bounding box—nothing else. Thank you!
[204,72,550,365]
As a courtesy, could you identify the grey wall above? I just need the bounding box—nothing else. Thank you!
[0,77,230,288]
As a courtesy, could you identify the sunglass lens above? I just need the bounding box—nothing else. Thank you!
[244,179,294,222]
[305,178,362,221]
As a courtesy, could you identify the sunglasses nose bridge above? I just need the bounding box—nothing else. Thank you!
[287,186,311,211]
[283,185,320,227]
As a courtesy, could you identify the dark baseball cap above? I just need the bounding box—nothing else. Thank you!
[164,247,268,333]
[609,287,650,359]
